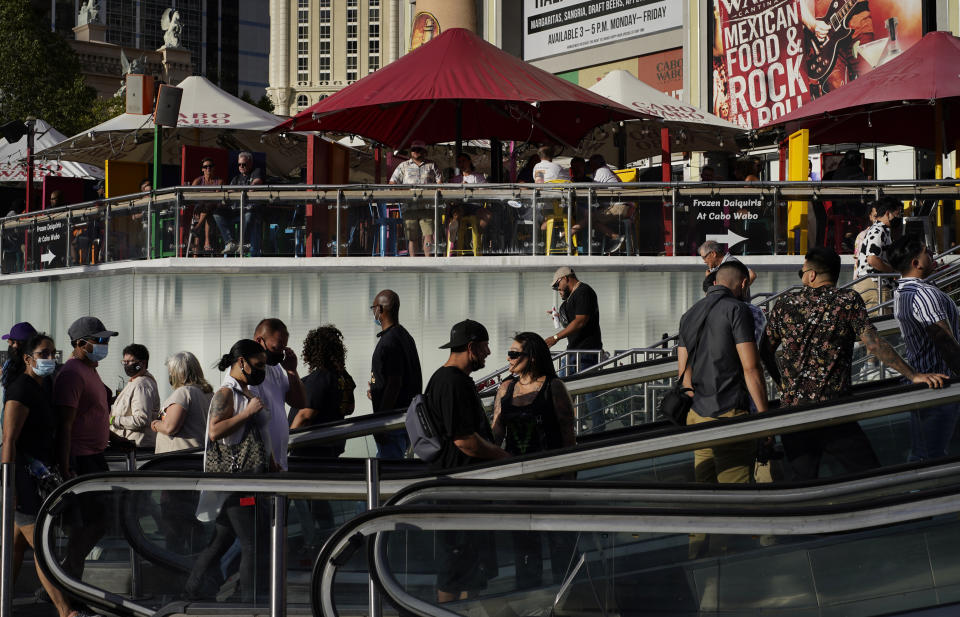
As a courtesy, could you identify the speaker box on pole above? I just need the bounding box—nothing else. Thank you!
[154,85,183,127]
[125,74,155,115]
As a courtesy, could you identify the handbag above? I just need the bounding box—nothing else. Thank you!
[204,387,269,474]
[658,294,725,426]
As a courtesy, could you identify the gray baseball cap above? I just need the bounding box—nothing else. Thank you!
[67,316,118,342]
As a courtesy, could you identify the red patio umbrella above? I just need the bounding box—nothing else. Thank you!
[770,31,960,152]
[271,28,655,149]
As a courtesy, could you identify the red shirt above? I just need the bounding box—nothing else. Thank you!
[53,358,109,456]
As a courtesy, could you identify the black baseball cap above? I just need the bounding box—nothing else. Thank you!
[439,319,489,349]
[67,316,118,342]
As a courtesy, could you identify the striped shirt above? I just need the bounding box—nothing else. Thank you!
[894,277,960,375]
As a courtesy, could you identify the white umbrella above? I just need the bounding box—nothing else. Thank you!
[37,76,305,177]
[580,70,745,163]
[0,119,103,182]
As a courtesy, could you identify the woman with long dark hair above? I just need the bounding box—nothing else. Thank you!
[185,339,273,603]
[1,333,79,617]
[492,331,577,590]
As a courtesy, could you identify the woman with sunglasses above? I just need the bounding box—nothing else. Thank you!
[492,332,577,589]
[1,333,87,617]
[191,157,223,252]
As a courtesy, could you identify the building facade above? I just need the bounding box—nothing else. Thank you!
[34,0,269,99]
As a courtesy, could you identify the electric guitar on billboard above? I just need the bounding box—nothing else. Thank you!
[804,0,869,82]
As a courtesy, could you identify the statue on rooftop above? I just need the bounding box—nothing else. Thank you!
[161,8,183,48]
[77,0,100,26]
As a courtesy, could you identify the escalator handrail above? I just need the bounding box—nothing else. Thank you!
[312,481,960,617]
[384,457,960,509]
[34,380,958,616]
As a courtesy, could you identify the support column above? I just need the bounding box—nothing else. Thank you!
[267,0,292,116]
[661,128,673,256]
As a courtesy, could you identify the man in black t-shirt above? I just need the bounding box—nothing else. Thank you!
[369,289,422,458]
[425,319,509,603]
[545,266,602,375]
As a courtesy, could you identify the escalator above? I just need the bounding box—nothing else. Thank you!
[30,379,960,615]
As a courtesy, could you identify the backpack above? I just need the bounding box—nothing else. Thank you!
[404,393,443,462]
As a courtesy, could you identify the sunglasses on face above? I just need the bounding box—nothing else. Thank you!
[202,164,214,169]
[85,337,109,345]
[798,268,814,279]
[238,162,249,167]
[507,350,525,359]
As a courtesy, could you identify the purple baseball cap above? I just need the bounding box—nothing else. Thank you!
[2,322,37,342]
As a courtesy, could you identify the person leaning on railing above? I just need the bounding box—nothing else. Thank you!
[759,247,947,481]
[851,197,901,312]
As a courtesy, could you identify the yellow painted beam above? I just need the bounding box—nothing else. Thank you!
[787,130,810,255]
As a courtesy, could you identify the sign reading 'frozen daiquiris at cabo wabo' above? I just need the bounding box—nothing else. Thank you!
[523,0,681,62]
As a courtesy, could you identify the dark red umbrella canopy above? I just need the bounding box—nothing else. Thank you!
[271,28,655,148]
[770,31,960,150]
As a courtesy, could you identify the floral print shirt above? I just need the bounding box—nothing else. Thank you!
[762,285,875,407]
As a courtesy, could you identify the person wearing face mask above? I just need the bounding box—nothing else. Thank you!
[249,318,305,471]
[2,333,90,617]
[425,319,509,603]
[368,290,421,459]
[109,343,160,450]
[759,247,946,481]
[852,197,902,312]
[2,321,38,407]
[185,339,273,602]
[53,316,118,580]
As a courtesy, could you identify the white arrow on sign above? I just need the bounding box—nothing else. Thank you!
[705,231,748,247]
[40,249,55,265]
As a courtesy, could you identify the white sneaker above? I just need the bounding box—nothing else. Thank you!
[222,241,239,254]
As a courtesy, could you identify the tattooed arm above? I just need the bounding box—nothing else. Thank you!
[925,320,960,376]
[860,327,948,388]
[207,387,264,441]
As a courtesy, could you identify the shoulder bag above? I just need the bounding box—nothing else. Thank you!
[204,386,269,474]
[658,294,725,426]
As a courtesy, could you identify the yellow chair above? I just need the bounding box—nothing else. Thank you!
[543,179,577,255]
[446,214,481,256]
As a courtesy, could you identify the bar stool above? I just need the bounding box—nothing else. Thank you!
[544,201,577,255]
[446,214,481,256]
[370,202,403,257]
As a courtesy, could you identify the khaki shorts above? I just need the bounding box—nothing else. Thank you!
[403,216,434,240]
[601,202,632,217]
[851,277,892,314]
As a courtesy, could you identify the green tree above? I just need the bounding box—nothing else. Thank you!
[241,90,276,114]
[0,0,102,136]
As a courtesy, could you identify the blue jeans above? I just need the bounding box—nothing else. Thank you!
[213,206,262,256]
[375,429,410,459]
[560,352,601,431]
[908,403,960,462]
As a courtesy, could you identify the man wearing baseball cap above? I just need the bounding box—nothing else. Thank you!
[1,322,38,404]
[390,140,443,257]
[53,315,118,579]
[425,319,509,603]
[545,267,603,368]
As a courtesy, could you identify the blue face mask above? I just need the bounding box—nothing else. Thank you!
[33,359,56,377]
[86,343,109,362]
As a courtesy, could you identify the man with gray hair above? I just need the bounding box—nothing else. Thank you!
[699,240,756,292]
[214,152,265,254]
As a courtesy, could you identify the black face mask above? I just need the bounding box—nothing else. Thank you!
[264,348,284,366]
[242,362,267,386]
[123,363,142,377]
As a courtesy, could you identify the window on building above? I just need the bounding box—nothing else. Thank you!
[319,41,330,55]
[347,24,357,38]
[319,0,330,6]
[347,8,357,22]
[297,94,308,108]
[319,25,331,38]
[319,57,331,71]
[298,57,308,71]
[347,71,358,83]
[298,9,308,24]
[298,0,309,6]
[347,56,357,70]
[368,56,380,72]
[369,40,380,55]
[347,0,358,6]
[368,24,379,38]
[319,9,330,23]
[347,40,358,54]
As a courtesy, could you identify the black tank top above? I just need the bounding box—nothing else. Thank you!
[500,377,563,456]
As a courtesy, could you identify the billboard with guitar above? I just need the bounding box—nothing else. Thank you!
[709,0,923,129]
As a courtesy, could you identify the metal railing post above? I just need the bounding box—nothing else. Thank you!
[1,463,15,617]
[366,458,382,617]
[433,189,440,258]
[103,200,111,263]
[773,188,780,256]
[145,193,153,260]
[336,190,343,258]
[271,494,288,617]
[532,190,539,256]
[125,451,142,598]
[66,209,72,267]
[239,190,246,259]
[587,189,594,256]
[567,188,574,256]
[671,187,678,256]
[174,190,182,258]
